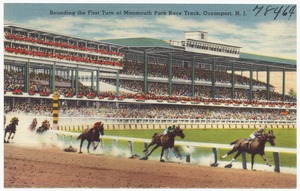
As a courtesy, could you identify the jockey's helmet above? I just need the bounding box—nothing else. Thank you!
[42,120,48,124]
[10,117,18,122]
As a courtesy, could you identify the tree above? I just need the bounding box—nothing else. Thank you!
[288,88,297,97]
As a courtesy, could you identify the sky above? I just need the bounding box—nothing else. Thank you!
[3,2,297,60]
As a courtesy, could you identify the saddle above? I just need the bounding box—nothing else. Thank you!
[245,139,254,150]
[245,136,261,150]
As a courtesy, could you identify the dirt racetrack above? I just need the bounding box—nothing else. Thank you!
[4,144,296,189]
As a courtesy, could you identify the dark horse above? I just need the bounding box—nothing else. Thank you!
[220,130,276,170]
[142,125,185,162]
[36,120,50,134]
[29,118,38,132]
[4,117,19,143]
[77,122,104,154]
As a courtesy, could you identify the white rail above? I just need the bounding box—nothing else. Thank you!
[52,130,296,173]
[51,130,296,154]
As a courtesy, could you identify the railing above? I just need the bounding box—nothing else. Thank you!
[53,130,296,173]
[56,117,296,126]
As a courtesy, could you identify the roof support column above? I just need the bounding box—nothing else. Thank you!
[75,64,79,96]
[143,50,148,94]
[249,64,253,101]
[71,69,74,90]
[211,59,216,98]
[51,63,56,93]
[231,62,235,99]
[282,68,286,102]
[25,60,30,93]
[266,66,270,100]
[191,57,195,97]
[91,71,94,90]
[116,71,120,96]
[168,53,173,96]
[96,68,99,96]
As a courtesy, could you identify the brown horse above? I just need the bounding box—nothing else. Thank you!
[4,117,19,143]
[77,122,104,154]
[29,118,38,131]
[141,125,185,162]
[220,130,276,170]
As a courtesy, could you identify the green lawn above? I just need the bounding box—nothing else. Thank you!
[70,128,297,167]
[104,128,296,148]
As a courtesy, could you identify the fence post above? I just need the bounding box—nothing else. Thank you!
[128,140,134,156]
[273,152,280,172]
[211,147,219,167]
[113,139,117,147]
[242,152,247,169]
[186,146,190,163]
[63,134,66,143]
[70,135,73,145]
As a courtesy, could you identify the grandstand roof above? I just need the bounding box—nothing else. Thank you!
[102,37,296,72]
[102,38,171,47]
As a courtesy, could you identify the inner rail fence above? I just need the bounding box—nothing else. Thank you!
[52,130,296,173]
[15,116,295,130]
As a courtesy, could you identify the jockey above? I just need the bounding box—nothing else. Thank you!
[36,120,50,134]
[10,116,18,123]
[163,125,176,135]
[245,125,266,144]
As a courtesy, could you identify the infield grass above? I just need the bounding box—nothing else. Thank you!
[71,128,297,168]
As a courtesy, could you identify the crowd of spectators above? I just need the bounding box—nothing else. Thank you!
[100,79,296,102]
[4,31,123,56]
[4,102,296,122]
[4,32,123,68]
[4,57,296,106]
[120,60,270,87]
[5,46,123,67]
[4,65,296,104]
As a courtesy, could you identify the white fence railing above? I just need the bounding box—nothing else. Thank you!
[53,130,296,173]
[55,117,296,125]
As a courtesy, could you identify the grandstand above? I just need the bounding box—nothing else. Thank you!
[3,24,296,128]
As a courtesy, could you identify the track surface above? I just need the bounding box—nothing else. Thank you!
[3,144,296,188]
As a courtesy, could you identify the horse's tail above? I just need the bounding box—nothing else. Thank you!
[152,133,158,138]
[77,133,83,140]
[230,139,238,145]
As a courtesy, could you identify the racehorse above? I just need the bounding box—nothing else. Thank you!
[29,118,38,131]
[142,125,185,162]
[77,122,104,154]
[36,120,50,134]
[4,117,19,143]
[220,130,276,170]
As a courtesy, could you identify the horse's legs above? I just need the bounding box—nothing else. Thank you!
[260,153,271,167]
[230,151,242,164]
[146,144,160,157]
[143,141,155,152]
[221,147,238,159]
[93,141,100,150]
[4,130,8,143]
[87,141,91,154]
[251,154,256,170]
[7,132,12,143]
[11,133,15,140]
[160,148,165,162]
[165,148,170,160]
[224,150,241,168]
[171,147,181,159]
[78,139,84,154]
